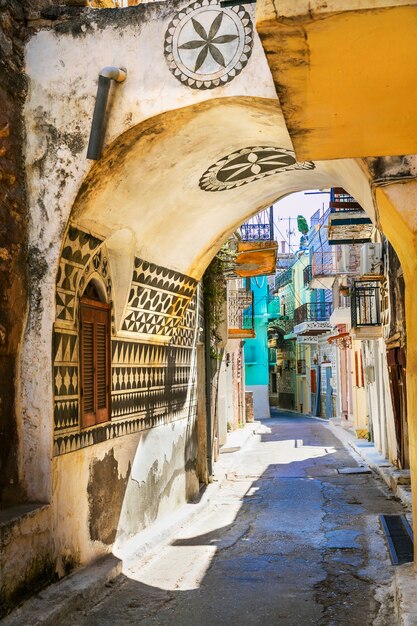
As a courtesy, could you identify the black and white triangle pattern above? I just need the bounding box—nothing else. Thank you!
[121,257,197,337]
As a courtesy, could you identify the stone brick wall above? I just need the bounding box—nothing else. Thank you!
[0,0,29,507]
[0,0,72,506]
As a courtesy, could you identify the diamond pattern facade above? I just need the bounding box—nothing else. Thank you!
[53,225,200,455]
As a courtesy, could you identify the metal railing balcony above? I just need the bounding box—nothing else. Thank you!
[294,302,333,325]
[275,268,293,290]
[227,289,255,337]
[351,281,381,327]
[311,251,338,277]
[240,223,273,241]
[330,187,363,212]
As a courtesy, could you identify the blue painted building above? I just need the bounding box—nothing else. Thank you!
[244,276,271,419]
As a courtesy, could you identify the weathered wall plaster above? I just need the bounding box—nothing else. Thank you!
[9,0,403,607]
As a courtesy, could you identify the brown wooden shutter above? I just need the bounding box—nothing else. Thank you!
[82,319,95,425]
[310,369,317,394]
[80,298,110,427]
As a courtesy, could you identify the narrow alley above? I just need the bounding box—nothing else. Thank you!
[59,412,405,626]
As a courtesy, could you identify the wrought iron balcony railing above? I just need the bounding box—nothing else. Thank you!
[311,251,338,277]
[303,264,312,287]
[275,267,293,290]
[351,281,381,327]
[328,188,373,245]
[294,302,333,325]
[330,187,363,212]
[240,223,273,241]
[227,289,254,335]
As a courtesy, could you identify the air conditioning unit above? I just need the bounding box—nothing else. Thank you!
[360,243,382,276]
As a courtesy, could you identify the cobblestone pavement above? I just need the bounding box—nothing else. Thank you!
[61,413,406,625]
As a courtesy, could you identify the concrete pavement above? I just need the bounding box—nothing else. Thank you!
[53,412,406,625]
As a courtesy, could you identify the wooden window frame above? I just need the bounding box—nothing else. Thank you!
[80,296,111,428]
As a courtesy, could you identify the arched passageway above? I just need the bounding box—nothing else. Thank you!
[17,95,390,568]
[3,0,417,614]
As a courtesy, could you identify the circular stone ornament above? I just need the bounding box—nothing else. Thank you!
[164,0,253,90]
[199,146,316,191]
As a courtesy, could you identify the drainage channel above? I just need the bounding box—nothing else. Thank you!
[380,514,414,565]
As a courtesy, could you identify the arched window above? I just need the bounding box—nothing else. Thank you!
[80,280,111,427]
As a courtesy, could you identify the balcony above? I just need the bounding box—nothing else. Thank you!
[227,289,255,339]
[328,188,373,245]
[293,302,333,336]
[230,240,278,279]
[351,281,382,339]
[275,268,292,290]
[311,251,338,289]
[241,223,273,241]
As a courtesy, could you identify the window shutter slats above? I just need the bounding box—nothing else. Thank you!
[82,321,95,415]
[96,323,107,410]
[80,296,110,427]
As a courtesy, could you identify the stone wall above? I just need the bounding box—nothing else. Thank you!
[0,0,72,506]
[0,0,30,507]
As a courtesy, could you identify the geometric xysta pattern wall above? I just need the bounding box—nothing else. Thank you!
[53,224,199,456]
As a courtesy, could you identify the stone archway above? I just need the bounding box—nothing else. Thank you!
[3,0,417,609]
[17,94,393,569]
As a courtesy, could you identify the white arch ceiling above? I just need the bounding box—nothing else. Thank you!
[72,96,376,279]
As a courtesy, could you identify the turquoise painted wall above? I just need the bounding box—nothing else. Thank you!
[244,276,270,386]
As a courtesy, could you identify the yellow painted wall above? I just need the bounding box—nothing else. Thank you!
[257,3,417,160]
[375,184,417,557]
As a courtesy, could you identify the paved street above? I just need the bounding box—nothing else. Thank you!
[62,413,407,625]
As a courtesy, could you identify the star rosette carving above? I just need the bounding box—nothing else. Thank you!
[164,0,253,90]
[199,146,316,191]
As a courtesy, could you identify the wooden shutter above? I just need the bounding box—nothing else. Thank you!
[80,297,110,427]
[310,369,317,394]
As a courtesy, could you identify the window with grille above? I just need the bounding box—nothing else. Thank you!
[80,296,111,427]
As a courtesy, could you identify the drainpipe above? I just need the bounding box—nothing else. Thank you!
[204,291,213,479]
[87,66,127,161]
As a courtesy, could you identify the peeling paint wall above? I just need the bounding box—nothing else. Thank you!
[0,0,29,509]
[50,223,202,567]
[5,0,401,609]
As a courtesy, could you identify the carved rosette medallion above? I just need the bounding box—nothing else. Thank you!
[164,0,253,90]
[199,146,315,191]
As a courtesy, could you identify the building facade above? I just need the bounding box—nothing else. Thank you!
[269,189,408,472]
[2,0,417,614]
